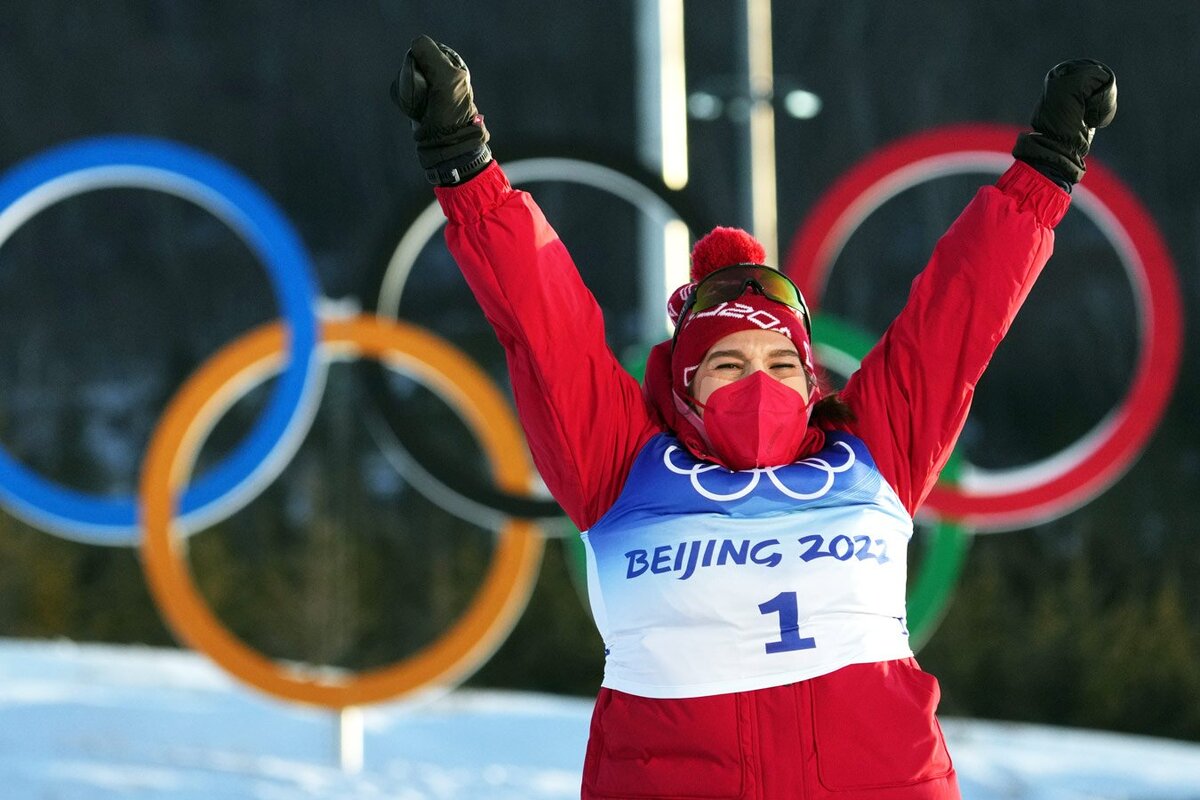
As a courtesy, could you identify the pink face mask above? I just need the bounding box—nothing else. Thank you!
[697,371,816,470]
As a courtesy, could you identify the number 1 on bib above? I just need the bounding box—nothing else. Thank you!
[758,591,817,654]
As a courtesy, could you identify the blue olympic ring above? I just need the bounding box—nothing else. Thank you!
[0,136,321,545]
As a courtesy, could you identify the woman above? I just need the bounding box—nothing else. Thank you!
[392,36,1115,800]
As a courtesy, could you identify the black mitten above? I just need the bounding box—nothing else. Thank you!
[391,35,492,185]
[1013,59,1117,190]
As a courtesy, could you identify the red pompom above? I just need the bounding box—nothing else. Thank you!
[689,227,767,281]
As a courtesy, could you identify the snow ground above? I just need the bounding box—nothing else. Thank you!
[0,638,1197,799]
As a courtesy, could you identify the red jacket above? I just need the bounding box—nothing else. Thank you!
[436,159,1067,799]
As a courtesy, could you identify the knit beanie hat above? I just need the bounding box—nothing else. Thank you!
[668,227,814,402]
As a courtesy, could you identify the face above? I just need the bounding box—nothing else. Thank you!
[690,329,810,412]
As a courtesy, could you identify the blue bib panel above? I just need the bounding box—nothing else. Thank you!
[582,431,915,698]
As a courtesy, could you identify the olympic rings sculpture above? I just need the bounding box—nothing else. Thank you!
[0,125,1180,706]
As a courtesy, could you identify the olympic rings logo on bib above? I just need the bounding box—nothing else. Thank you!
[662,440,855,502]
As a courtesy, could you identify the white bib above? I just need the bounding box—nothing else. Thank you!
[582,431,915,698]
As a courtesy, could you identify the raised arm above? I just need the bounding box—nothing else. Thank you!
[842,60,1118,515]
[392,37,657,530]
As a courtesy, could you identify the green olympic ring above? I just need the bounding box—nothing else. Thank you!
[562,312,972,651]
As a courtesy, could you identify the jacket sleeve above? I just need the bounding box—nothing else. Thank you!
[840,160,1071,516]
[434,162,658,530]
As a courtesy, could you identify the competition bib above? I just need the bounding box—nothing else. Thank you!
[582,431,915,698]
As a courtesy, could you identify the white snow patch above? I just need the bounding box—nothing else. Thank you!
[1,638,1198,799]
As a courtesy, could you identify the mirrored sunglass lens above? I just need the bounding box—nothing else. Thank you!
[753,272,802,306]
[693,269,801,312]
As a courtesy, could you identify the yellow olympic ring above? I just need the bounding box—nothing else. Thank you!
[138,315,544,707]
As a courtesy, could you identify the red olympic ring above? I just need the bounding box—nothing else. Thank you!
[783,124,1183,530]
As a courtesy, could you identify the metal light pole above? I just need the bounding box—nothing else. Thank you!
[737,0,779,265]
[636,0,691,341]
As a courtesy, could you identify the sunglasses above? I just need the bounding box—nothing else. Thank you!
[672,264,812,348]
